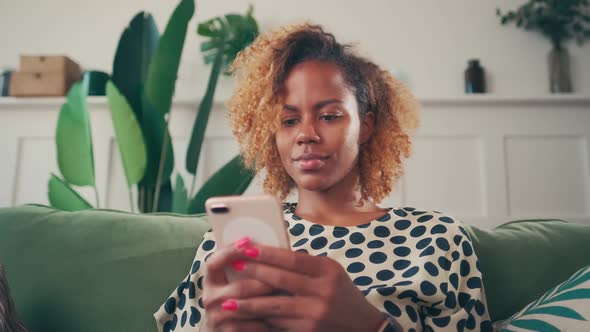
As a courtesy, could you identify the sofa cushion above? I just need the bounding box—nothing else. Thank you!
[0,205,209,332]
[467,219,590,322]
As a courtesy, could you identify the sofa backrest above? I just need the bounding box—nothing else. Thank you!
[467,219,590,321]
[0,205,210,332]
[1,205,589,331]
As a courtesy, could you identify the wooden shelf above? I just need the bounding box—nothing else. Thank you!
[1,94,589,111]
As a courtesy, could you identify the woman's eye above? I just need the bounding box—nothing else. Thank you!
[282,119,299,127]
[320,114,341,121]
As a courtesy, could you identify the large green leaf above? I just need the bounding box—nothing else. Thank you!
[188,155,255,214]
[172,174,188,213]
[106,81,147,186]
[185,46,224,179]
[48,174,93,211]
[144,0,195,115]
[140,98,175,188]
[157,181,174,212]
[111,11,159,123]
[56,82,95,186]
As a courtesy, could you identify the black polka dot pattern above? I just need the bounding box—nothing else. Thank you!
[155,204,491,332]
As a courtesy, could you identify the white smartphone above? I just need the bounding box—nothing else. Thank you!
[205,194,291,282]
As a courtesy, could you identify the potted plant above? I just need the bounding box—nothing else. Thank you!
[48,1,259,214]
[497,0,590,93]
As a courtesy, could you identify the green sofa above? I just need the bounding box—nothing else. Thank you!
[1,205,589,332]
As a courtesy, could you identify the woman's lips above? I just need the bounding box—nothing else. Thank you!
[296,158,327,171]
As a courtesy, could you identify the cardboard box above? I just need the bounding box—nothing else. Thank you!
[9,55,82,97]
[20,55,81,81]
[10,72,71,97]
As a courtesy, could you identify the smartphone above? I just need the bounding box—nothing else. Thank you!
[205,194,291,282]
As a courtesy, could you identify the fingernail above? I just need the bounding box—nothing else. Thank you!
[232,260,246,271]
[221,299,238,311]
[243,246,259,258]
[235,236,251,250]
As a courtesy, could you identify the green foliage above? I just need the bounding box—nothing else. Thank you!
[106,81,147,187]
[111,12,159,123]
[56,82,95,187]
[497,0,590,49]
[145,0,195,115]
[172,174,188,213]
[188,155,256,214]
[48,2,258,214]
[197,4,258,75]
[186,5,259,198]
[48,174,93,211]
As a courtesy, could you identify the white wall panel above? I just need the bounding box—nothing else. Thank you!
[505,135,589,218]
[2,96,589,229]
[404,136,486,218]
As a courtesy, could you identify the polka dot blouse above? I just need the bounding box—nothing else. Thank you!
[154,204,493,331]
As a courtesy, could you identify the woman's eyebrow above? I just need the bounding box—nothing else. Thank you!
[282,99,343,112]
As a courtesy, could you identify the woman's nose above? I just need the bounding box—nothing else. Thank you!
[296,120,320,145]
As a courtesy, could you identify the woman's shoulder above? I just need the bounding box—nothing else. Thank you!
[386,206,473,241]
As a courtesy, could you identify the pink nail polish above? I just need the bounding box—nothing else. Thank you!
[232,260,246,271]
[243,246,259,258]
[235,236,251,250]
[221,299,238,311]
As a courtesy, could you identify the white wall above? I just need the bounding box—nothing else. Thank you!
[1,0,589,101]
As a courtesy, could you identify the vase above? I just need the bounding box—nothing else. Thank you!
[548,46,573,93]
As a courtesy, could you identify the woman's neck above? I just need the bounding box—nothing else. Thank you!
[294,170,386,226]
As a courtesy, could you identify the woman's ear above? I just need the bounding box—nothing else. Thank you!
[359,112,375,145]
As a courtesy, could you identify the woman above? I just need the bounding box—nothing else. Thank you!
[154,23,492,332]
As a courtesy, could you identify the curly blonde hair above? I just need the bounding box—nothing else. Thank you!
[227,23,420,203]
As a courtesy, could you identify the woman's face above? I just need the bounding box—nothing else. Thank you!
[275,60,373,193]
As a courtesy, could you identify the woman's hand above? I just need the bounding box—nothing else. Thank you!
[202,237,276,332]
[219,242,387,332]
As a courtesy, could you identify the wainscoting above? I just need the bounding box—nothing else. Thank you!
[1,95,589,228]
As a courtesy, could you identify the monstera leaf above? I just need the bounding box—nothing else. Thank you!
[186,6,259,196]
[197,5,258,73]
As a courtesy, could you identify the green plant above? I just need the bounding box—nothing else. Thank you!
[48,1,258,214]
[186,4,258,207]
[496,0,590,49]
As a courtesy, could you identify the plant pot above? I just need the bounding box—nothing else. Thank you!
[548,46,573,93]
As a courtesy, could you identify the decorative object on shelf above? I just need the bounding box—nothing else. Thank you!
[497,0,590,93]
[9,55,82,97]
[0,69,13,96]
[82,70,109,96]
[48,1,259,214]
[465,59,486,94]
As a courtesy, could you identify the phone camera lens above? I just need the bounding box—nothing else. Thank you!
[211,206,229,214]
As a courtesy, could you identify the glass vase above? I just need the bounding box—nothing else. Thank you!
[548,46,573,93]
